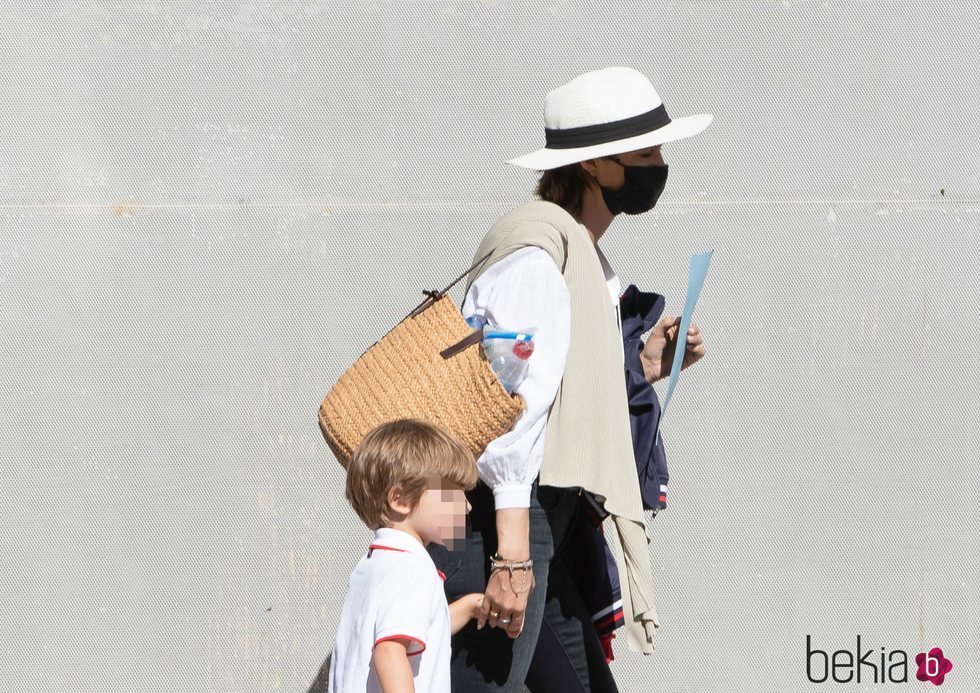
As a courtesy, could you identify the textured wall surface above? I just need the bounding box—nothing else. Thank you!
[1,2,978,691]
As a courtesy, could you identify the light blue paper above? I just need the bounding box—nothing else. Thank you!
[655,250,713,440]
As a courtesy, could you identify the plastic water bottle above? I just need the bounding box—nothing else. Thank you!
[481,327,535,394]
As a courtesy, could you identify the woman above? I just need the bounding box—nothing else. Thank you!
[428,66,712,692]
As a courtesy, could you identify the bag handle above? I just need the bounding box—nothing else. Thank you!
[406,250,494,319]
[401,250,496,360]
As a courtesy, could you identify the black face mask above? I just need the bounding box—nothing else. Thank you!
[600,161,669,215]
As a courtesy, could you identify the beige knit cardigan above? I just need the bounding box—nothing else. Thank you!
[465,199,659,653]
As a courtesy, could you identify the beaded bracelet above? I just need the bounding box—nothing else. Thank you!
[489,553,533,573]
[489,553,534,594]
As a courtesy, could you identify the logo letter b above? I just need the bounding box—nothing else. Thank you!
[806,635,829,683]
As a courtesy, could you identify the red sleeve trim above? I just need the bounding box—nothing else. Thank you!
[374,634,426,657]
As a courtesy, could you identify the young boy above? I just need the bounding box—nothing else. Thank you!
[329,419,484,693]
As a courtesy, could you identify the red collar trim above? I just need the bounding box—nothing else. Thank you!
[367,543,410,558]
[368,543,408,553]
[367,544,447,582]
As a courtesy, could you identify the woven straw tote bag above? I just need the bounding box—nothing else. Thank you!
[318,252,525,467]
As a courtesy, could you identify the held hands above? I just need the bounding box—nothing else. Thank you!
[449,593,485,635]
[640,315,706,384]
[477,561,535,639]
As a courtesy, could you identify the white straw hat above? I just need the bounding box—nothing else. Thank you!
[507,66,713,170]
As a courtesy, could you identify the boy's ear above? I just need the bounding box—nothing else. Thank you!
[386,485,413,517]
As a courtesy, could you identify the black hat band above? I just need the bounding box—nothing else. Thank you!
[543,104,671,150]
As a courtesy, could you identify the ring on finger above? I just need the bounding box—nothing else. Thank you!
[489,610,500,619]
[499,617,512,625]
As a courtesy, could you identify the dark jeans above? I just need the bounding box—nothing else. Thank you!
[428,482,618,692]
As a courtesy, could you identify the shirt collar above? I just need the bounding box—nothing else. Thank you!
[370,527,429,557]
[594,245,622,302]
[369,528,446,581]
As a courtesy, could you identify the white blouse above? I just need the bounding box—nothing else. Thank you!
[462,244,623,509]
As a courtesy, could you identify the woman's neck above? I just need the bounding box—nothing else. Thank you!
[575,183,615,244]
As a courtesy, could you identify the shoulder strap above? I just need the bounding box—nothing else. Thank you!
[397,250,497,361]
[406,250,494,319]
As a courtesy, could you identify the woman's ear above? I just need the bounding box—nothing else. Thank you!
[578,159,600,179]
[386,485,414,517]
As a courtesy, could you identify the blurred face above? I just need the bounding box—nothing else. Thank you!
[409,478,471,549]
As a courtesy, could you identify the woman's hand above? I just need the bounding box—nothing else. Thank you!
[478,507,533,638]
[640,315,706,383]
[478,567,535,638]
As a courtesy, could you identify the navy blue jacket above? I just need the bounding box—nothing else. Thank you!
[620,284,670,512]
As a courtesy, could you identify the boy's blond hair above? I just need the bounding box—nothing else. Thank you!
[345,419,478,530]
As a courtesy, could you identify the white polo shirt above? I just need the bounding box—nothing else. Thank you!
[328,528,450,693]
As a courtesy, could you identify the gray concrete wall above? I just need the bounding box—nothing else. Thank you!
[1,2,977,691]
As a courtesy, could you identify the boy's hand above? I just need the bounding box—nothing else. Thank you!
[448,593,484,635]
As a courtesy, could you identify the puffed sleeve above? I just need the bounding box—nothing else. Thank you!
[462,246,571,509]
